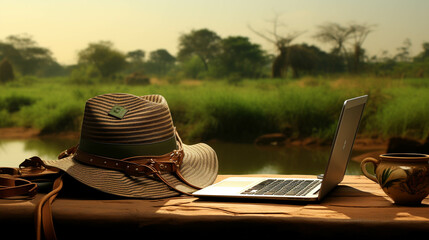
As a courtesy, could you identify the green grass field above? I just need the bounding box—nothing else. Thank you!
[1,75,428,143]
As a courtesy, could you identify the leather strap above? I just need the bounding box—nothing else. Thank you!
[0,155,57,198]
[69,131,202,195]
[0,174,38,198]
[35,174,63,240]
[74,149,183,177]
[73,150,202,195]
[0,157,62,240]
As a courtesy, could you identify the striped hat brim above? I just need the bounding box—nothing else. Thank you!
[44,142,218,199]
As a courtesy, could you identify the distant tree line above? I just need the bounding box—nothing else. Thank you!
[1,21,429,84]
[0,34,64,81]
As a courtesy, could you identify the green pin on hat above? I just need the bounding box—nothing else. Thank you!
[108,105,128,119]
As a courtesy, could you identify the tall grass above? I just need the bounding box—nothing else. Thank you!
[0,76,428,143]
[365,86,429,139]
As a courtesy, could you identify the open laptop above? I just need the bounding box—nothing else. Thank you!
[193,95,368,202]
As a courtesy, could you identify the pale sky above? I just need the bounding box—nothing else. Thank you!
[1,0,428,65]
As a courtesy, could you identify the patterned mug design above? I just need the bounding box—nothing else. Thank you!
[361,153,429,205]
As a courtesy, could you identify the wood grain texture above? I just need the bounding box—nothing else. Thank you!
[1,175,428,238]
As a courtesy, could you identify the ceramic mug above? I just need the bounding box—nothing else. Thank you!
[361,153,429,205]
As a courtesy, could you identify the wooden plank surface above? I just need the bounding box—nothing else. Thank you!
[1,175,428,238]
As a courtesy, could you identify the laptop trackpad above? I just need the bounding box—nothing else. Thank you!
[195,178,264,195]
[215,180,256,188]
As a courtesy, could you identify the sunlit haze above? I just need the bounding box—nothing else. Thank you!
[1,0,428,65]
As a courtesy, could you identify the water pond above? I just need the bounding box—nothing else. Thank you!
[0,138,364,175]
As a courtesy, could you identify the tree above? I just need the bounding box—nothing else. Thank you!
[177,29,221,71]
[213,36,268,78]
[314,22,375,73]
[126,49,145,73]
[394,38,412,62]
[0,42,21,67]
[0,34,61,76]
[412,42,429,78]
[78,41,127,78]
[414,42,429,62]
[348,23,375,73]
[126,49,145,63]
[313,22,352,56]
[0,58,14,83]
[285,44,340,78]
[248,14,304,78]
[145,49,176,76]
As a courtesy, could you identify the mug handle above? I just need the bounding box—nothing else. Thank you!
[360,157,379,183]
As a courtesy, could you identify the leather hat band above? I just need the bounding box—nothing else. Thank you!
[78,134,178,159]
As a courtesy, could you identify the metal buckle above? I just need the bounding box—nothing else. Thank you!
[170,150,182,168]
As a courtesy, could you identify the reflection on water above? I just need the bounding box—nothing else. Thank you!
[0,139,362,175]
[209,141,362,175]
[0,138,78,168]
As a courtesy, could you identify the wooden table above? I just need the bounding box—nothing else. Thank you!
[1,175,428,239]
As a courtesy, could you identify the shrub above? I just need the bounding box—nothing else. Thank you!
[0,109,13,127]
[124,72,150,85]
[69,64,101,84]
[0,94,35,113]
[39,103,83,134]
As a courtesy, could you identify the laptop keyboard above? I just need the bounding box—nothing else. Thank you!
[240,179,321,196]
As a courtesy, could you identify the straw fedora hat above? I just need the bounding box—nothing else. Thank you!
[44,93,218,198]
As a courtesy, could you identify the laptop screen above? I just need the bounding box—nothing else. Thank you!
[318,96,367,200]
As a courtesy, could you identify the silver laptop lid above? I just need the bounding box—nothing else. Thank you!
[317,95,367,200]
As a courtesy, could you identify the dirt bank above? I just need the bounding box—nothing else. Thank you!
[1,127,389,148]
[0,127,79,139]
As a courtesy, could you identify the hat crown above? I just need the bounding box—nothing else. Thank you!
[78,93,177,158]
